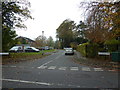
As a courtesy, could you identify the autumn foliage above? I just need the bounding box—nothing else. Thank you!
[83,1,120,44]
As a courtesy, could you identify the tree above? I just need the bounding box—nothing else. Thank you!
[54,40,61,49]
[70,42,78,49]
[56,19,75,48]
[81,1,120,44]
[112,1,120,38]
[2,1,32,51]
[34,35,47,48]
[74,21,88,44]
[46,36,54,47]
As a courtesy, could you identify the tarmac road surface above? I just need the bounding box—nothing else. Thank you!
[2,50,119,88]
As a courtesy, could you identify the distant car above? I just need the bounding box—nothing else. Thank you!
[65,48,74,55]
[25,47,40,52]
[9,46,23,52]
[38,47,45,50]
[44,46,50,50]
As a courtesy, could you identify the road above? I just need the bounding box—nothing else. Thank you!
[2,50,119,88]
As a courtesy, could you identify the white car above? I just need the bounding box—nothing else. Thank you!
[9,46,23,52]
[25,47,40,52]
[65,48,74,55]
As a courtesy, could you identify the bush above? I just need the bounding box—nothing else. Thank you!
[77,42,89,56]
[104,39,120,52]
[104,39,120,45]
[86,43,99,58]
[77,39,120,58]
[77,42,99,58]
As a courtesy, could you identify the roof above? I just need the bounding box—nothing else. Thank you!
[17,36,35,43]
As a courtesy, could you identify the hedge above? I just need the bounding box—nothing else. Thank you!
[77,43,99,58]
[77,41,119,58]
[77,42,89,57]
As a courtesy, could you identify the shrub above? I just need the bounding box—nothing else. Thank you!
[77,42,99,58]
[104,39,120,45]
[77,42,89,56]
[86,43,99,58]
[104,39,120,52]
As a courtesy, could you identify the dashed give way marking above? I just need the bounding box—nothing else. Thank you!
[70,67,79,71]
[58,67,67,70]
[48,66,56,70]
[94,68,104,71]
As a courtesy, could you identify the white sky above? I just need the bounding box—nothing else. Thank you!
[16,0,86,41]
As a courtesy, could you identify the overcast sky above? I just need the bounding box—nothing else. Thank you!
[16,0,87,41]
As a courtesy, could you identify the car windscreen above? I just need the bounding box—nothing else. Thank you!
[31,47,39,51]
[65,48,73,50]
[10,46,19,50]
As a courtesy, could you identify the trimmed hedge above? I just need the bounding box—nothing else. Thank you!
[77,43,89,57]
[86,43,99,58]
[77,41,119,58]
[77,43,99,58]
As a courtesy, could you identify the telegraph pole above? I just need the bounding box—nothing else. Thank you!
[42,31,44,38]
[42,31,44,55]
[42,31,44,47]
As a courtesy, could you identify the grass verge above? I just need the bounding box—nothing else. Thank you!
[2,49,57,65]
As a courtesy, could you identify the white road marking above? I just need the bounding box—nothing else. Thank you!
[70,67,79,71]
[41,60,53,66]
[2,78,52,86]
[1,78,82,88]
[82,67,91,71]
[37,66,47,69]
[68,84,81,88]
[37,60,53,68]
[2,66,9,68]
[108,70,116,72]
[48,66,56,70]
[10,66,16,68]
[37,54,63,68]
[58,67,67,70]
[94,68,104,71]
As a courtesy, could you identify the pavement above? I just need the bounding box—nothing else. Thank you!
[74,51,120,71]
[2,50,119,88]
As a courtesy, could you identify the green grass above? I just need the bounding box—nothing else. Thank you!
[42,49,56,53]
[9,49,56,57]
[2,49,56,64]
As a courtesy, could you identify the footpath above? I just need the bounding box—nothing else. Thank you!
[73,51,120,71]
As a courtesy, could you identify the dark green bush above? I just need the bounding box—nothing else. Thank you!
[86,43,99,58]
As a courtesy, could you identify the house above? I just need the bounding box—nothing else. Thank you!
[16,44,30,49]
[17,36,35,45]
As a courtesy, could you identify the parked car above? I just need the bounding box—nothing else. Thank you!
[39,46,50,50]
[25,47,40,52]
[9,46,23,52]
[64,48,74,55]
[44,46,50,50]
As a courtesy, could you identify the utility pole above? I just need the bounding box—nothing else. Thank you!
[42,31,44,38]
[42,31,44,47]
[42,31,44,55]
